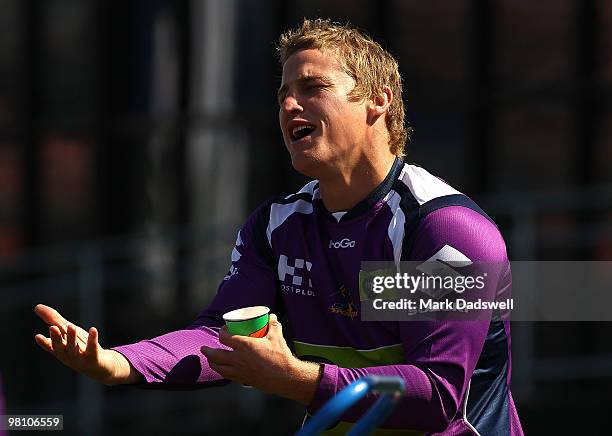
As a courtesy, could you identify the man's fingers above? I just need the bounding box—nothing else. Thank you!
[35,304,69,334]
[217,328,233,347]
[73,325,90,347]
[201,346,236,365]
[34,334,53,353]
[35,304,90,347]
[218,327,251,349]
[201,345,248,381]
[267,313,283,337]
[49,326,66,355]
[208,362,238,380]
[66,324,81,356]
[85,327,99,358]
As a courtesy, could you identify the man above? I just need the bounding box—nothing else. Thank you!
[35,19,523,435]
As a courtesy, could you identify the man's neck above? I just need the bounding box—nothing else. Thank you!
[318,153,396,212]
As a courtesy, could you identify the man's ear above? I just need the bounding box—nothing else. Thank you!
[367,86,393,125]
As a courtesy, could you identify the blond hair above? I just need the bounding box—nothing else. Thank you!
[277,18,410,157]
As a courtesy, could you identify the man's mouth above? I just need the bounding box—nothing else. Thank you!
[290,124,316,141]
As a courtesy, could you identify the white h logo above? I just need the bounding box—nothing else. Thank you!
[278,255,313,287]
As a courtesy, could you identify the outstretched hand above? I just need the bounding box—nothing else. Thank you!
[201,314,321,405]
[34,304,140,385]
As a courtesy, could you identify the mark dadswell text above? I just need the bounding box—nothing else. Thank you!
[373,298,514,311]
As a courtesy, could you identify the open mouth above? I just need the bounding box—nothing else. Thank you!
[291,124,316,141]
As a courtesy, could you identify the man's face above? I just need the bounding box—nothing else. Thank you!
[278,49,369,178]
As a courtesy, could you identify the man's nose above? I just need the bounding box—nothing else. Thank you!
[281,94,303,114]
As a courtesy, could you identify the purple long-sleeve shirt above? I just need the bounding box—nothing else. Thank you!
[114,159,523,435]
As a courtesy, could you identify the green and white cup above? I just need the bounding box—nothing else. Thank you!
[222,306,270,338]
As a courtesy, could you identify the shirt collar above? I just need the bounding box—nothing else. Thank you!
[320,157,403,223]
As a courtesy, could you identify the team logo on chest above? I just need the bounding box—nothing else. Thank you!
[278,254,316,297]
[329,284,358,318]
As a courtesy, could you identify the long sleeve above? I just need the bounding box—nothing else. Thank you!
[113,201,279,388]
[307,206,509,432]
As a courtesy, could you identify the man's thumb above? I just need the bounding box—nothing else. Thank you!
[268,313,282,332]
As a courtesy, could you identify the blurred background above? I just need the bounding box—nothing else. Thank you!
[0,0,611,434]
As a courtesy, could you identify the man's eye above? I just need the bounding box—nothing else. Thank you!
[306,84,326,92]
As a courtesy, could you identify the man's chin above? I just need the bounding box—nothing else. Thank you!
[289,153,321,179]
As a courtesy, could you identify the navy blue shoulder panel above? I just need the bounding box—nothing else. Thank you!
[418,194,496,226]
[392,188,496,261]
[250,191,314,269]
[467,320,510,435]
[390,180,419,262]
[276,191,313,205]
[250,197,277,269]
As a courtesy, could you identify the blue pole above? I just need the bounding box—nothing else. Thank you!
[297,376,405,436]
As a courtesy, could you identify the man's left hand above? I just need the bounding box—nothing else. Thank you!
[201,314,321,405]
